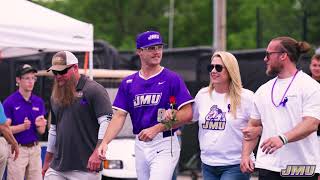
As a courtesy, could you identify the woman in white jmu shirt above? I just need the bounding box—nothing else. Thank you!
[193,51,257,180]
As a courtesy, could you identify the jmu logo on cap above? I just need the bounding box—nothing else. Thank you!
[52,56,65,65]
[148,34,160,40]
[134,93,162,107]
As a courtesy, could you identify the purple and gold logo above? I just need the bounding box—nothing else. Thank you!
[202,105,226,130]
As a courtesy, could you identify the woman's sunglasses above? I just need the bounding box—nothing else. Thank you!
[52,65,73,76]
[207,64,224,73]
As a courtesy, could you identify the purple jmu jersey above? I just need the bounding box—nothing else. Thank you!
[113,68,193,134]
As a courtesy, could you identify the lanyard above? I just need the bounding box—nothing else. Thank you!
[271,70,299,107]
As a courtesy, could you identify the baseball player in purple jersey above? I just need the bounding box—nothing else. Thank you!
[98,30,193,180]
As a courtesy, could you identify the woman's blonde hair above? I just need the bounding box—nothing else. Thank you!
[208,51,243,118]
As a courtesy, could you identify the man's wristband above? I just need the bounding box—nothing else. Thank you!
[278,134,288,145]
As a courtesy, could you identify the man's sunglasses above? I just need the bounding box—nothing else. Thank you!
[207,64,224,73]
[52,65,73,76]
[265,51,285,59]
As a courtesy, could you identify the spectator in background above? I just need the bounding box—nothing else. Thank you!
[98,30,193,180]
[0,102,19,179]
[193,51,254,180]
[241,37,320,180]
[43,51,113,180]
[310,54,320,83]
[309,54,320,180]
[3,64,47,180]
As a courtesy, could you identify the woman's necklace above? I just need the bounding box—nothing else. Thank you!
[271,70,299,107]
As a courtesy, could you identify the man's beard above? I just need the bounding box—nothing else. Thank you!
[51,74,77,107]
[266,62,283,77]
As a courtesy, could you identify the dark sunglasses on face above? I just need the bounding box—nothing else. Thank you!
[265,51,285,59]
[207,64,224,72]
[52,65,73,76]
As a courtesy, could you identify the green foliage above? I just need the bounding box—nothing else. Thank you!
[36,0,320,51]
[174,0,212,47]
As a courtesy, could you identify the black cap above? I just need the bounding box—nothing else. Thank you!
[16,64,37,77]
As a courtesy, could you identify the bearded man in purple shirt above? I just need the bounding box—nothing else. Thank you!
[98,30,194,180]
[3,64,47,180]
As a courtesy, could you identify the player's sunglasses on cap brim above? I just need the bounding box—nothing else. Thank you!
[207,64,224,72]
[52,65,74,76]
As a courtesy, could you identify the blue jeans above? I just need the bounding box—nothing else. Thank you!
[202,163,250,180]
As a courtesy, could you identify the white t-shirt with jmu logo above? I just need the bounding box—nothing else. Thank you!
[252,71,320,173]
[193,87,255,166]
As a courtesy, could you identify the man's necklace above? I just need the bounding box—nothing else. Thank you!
[271,70,299,107]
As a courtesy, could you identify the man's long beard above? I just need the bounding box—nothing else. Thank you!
[51,75,77,107]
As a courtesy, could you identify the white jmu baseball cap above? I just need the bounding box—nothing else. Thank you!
[47,51,78,71]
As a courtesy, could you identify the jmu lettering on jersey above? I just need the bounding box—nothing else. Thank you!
[202,105,226,130]
[134,93,162,107]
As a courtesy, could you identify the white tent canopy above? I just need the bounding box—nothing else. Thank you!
[0,0,93,58]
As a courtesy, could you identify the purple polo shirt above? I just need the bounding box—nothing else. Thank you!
[3,91,45,144]
[113,68,193,134]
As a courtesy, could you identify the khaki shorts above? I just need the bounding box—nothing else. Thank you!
[7,144,42,180]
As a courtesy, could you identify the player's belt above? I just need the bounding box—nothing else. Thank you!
[163,131,175,138]
[19,141,39,147]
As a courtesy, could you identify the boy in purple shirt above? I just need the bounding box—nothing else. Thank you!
[3,64,47,180]
[98,30,194,180]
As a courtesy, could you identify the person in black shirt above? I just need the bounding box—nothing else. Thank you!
[42,51,113,179]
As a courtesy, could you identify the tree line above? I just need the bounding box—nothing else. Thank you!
[36,0,320,52]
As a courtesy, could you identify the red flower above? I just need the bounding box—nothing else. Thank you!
[169,96,176,105]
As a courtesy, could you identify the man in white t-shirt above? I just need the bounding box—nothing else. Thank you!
[241,36,320,180]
